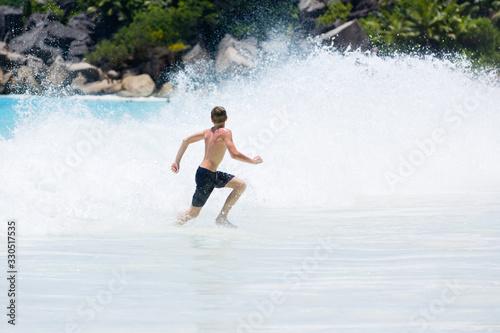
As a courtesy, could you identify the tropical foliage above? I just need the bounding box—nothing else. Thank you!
[85,0,215,68]
[316,0,353,27]
[1,0,499,69]
[358,0,500,67]
[83,0,298,69]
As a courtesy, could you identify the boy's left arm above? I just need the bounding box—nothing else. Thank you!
[171,130,205,173]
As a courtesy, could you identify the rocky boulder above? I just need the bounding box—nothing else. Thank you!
[9,66,41,94]
[107,69,120,80]
[319,19,372,52]
[0,66,13,94]
[68,13,95,35]
[26,55,46,81]
[215,34,259,79]
[67,14,96,62]
[298,0,327,32]
[311,18,345,36]
[118,74,155,97]
[181,41,213,79]
[0,6,23,42]
[9,26,62,64]
[66,62,100,82]
[76,79,122,95]
[9,18,92,64]
[154,82,174,98]
[0,43,27,70]
[24,12,58,32]
[182,41,210,64]
[298,0,327,18]
[137,48,178,83]
[44,56,70,89]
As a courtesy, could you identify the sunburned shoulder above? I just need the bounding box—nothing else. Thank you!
[211,127,231,135]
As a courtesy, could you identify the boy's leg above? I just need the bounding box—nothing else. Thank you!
[174,206,202,226]
[216,177,246,227]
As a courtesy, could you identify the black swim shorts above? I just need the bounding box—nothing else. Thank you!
[192,167,235,207]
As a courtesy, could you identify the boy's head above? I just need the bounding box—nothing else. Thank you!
[211,106,227,124]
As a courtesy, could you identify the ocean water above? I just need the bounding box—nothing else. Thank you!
[1,45,500,332]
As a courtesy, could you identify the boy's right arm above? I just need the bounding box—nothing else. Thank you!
[171,130,205,173]
[224,130,263,164]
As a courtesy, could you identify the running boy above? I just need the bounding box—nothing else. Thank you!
[171,106,263,228]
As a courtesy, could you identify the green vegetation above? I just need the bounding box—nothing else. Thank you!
[0,0,25,6]
[83,0,298,70]
[213,0,299,39]
[316,0,353,27]
[359,0,500,68]
[26,0,65,21]
[1,0,499,70]
[85,0,214,68]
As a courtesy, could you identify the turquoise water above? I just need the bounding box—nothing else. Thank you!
[0,96,164,139]
[1,48,500,332]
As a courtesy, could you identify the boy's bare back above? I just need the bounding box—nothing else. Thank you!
[200,127,230,172]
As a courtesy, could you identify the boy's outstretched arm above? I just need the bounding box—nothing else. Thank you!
[224,130,263,164]
[171,130,205,173]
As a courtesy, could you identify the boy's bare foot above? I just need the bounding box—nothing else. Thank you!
[215,215,238,228]
[171,221,184,227]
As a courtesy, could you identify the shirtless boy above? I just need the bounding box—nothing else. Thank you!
[171,106,263,228]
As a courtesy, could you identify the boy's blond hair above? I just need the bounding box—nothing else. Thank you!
[211,106,227,124]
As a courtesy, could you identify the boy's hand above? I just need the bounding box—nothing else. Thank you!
[171,162,180,173]
[252,156,263,164]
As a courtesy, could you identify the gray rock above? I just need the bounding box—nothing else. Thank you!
[26,55,46,81]
[77,79,122,95]
[0,6,23,42]
[9,66,41,94]
[136,48,177,83]
[180,41,213,80]
[259,40,290,58]
[298,0,327,17]
[106,69,120,80]
[215,34,259,79]
[9,27,63,64]
[26,55,45,70]
[182,41,210,64]
[118,74,155,97]
[10,20,91,64]
[70,72,87,87]
[67,39,89,62]
[67,13,95,35]
[0,46,27,70]
[319,19,372,52]
[46,21,88,48]
[66,62,100,82]
[0,69,12,94]
[24,12,58,32]
[44,56,70,89]
[311,18,345,36]
[154,82,174,98]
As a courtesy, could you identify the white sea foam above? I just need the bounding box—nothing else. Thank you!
[1,45,500,235]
